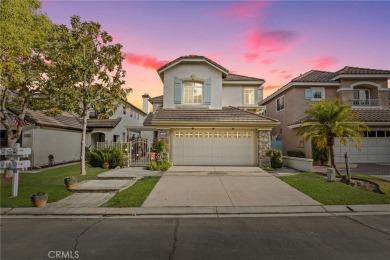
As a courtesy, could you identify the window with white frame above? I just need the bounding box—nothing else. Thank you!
[276,96,285,111]
[244,88,255,105]
[311,87,325,100]
[183,82,203,104]
[353,89,370,100]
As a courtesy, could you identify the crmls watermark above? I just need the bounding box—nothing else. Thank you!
[48,251,80,259]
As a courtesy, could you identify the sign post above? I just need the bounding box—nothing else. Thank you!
[0,143,31,197]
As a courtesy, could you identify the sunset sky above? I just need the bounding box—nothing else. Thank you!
[41,0,390,109]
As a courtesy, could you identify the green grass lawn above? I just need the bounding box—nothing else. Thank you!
[101,177,160,207]
[279,172,390,205]
[1,164,107,208]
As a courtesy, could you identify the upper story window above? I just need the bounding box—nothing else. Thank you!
[353,89,370,100]
[183,82,203,104]
[305,87,325,101]
[276,96,285,111]
[244,88,255,105]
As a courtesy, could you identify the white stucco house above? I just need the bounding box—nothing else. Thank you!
[1,99,147,168]
[143,55,279,167]
[87,100,147,149]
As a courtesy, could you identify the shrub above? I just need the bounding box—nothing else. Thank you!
[89,147,124,168]
[312,144,329,166]
[287,150,306,158]
[266,149,283,168]
[146,158,172,171]
[109,147,124,168]
[152,139,168,160]
[264,167,275,172]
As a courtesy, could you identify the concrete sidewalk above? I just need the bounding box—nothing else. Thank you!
[1,204,390,216]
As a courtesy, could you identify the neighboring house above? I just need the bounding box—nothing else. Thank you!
[87,100,147,149]
[1,99,147,168]
[143,55,279,167]
[259,66,390,163]
[3,109,85,167]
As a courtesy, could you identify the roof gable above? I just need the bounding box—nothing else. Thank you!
[157,55,229,80]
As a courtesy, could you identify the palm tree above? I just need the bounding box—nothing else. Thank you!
[296,98,369,179]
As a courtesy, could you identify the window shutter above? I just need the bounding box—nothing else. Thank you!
[174,77,182,104]
[203,78,211,105]
[305,89,313,99]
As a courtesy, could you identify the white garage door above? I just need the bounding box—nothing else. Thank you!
[334,130,390,163]
[172,130,256,166]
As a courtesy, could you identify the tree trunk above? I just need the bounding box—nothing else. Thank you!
[329,144,342,178]
[80,113,87,175]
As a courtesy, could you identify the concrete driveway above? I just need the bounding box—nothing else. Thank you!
[142,166,320,207]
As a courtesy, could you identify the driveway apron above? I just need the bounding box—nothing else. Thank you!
[142,167,320,207]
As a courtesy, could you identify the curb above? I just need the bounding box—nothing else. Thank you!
[1,205,390,217]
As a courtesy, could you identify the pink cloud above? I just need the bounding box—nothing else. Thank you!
[247,29,301,53]
[124,53,168,70]
[242,52,261,62]
[261,59,275,64]
[213,2,268,18]
[283,74,294,80]
[303,56,338,70]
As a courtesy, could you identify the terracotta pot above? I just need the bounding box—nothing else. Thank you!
[102,162,109,169]
[31,193,48,207]
[64,177,77,190]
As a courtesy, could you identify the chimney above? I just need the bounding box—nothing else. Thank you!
[142,93,151,114]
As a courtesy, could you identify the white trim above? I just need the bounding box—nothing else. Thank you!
[310,87,325,101]
[331,74,390,80]
[158,58,229,77]
[223,81,264,85]
[276,95,285,112]
[337,88,353,92]
[350,81,381,89]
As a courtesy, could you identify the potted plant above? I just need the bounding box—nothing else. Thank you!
[90,148,112,169]
[64,176,77,190]
[31,192,48,207]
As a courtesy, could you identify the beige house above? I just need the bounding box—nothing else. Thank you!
[259,66,390,163]
[144,55,279,167]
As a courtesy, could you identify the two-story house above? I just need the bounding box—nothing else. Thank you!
[259,67,390,163]
[143,55,279,167]
[87,100,147,149]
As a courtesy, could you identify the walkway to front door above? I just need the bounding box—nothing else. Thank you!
[142,166,320,207]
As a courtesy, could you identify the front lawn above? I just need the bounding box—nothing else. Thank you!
[279,172,390,205]
[101,177,160,207]
[1,164,107,208]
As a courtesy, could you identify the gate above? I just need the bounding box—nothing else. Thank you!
[96,139,150,167]
[129,139,150,167]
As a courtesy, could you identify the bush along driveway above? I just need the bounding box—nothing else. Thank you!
[279,172,390,205]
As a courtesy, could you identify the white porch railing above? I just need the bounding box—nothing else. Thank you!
[352,99,381,106]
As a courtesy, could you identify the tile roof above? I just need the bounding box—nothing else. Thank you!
[9,109,85,131]
[352,108,390,122]
[87,118,122,128]
[260,66,390,105]
[143,112,154,126]
[224,73,264,82]
[291,70,337,83]
[336,66,390,75]
[149,95,163,103]
[145,106,278,125]
[157,55,229,74]
[288,109,390,126]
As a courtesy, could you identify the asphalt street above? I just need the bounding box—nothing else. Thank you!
[1,215,390,260]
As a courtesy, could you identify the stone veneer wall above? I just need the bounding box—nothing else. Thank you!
[258,130,271,168]
[157,129,170,160]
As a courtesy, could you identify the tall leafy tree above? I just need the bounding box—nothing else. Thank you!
[48,16,130,175]
[296,98,369,180]
[0,0,54,177]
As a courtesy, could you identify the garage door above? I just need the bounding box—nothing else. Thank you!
[334,130,390,163]
[172,130,256,166]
